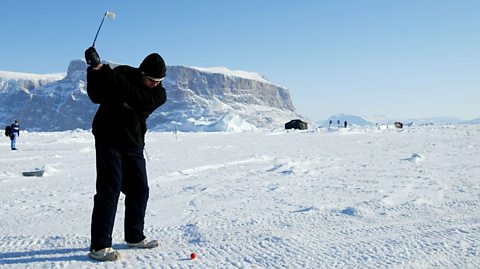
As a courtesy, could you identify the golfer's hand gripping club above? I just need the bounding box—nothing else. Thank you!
[85,47,101,68]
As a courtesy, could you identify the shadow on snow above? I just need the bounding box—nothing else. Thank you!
[0,247,90,265]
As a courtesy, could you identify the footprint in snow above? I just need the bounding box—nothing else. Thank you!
[403,153,424,162]
[335,207,361,217]
[292,206,317,213]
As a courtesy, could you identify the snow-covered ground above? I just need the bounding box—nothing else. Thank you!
[0,125,479,268]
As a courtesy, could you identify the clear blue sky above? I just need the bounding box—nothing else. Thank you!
[1,1,479,121]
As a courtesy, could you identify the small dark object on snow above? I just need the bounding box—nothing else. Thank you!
[22,169,45,177]
[394,122,403,128]
[285,119,308,130]
[4,125,12,137]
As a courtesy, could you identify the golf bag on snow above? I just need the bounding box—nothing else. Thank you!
[5,125,13,140]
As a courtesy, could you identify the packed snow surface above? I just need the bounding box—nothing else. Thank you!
[0,125,479,268]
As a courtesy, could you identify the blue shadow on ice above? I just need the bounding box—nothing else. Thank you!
[291,206,316,213]
[0,247,90,265]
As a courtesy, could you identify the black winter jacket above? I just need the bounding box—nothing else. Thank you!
[87,64,167,149]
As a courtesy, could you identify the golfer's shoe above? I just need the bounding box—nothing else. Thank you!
[127,238,159,248]
[88,247,122,261]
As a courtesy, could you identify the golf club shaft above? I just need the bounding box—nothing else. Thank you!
[92,12,107,47]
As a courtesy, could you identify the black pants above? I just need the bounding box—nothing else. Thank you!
[90,142,149,251]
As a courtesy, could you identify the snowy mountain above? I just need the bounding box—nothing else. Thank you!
[0,60,305,131]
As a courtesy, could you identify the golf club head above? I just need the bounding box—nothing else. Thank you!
[105,11,116,20]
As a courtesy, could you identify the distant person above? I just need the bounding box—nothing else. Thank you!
[84,47,167,261]
[10,120,20,150]
[344,121,347,128]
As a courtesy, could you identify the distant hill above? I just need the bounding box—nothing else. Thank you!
[402,116,463,125]
[463,118,480,124]
[317,114,477,127]
[320,114,373,127]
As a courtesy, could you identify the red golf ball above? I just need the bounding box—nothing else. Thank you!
[190,252,197,259]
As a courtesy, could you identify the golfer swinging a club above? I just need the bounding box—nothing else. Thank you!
[85,46,167,261]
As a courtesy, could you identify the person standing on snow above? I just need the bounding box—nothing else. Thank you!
[10,120,20,150]
[84,47,167,261]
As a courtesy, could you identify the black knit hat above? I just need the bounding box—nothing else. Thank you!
[139,53,166,79]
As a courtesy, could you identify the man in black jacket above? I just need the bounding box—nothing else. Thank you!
[85,47,167,261]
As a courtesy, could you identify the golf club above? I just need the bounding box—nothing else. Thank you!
[91,11,116,47]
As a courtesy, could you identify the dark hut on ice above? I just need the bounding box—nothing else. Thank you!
[285,119,308,130]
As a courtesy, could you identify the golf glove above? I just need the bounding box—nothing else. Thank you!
[85,47,101,67]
